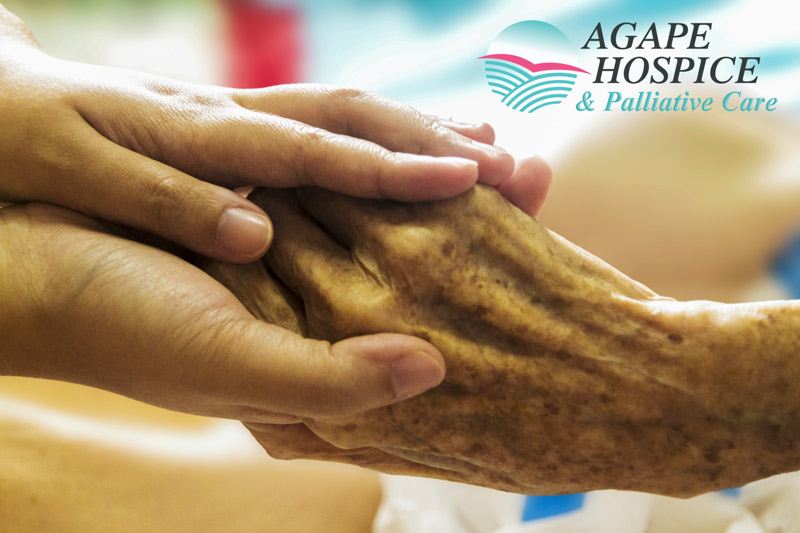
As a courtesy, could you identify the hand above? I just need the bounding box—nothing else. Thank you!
[0,203,447,422]
[0,4,516,264]
[213,175,800,497]
[206,156,557,479]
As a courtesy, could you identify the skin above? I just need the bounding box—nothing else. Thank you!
[0,407,382,532]
[0,157,550,424]
[0,3,522,262]
[0,2,552,424]
[0,4,552,527]
[212,185,800,497]
[4,0,796,520]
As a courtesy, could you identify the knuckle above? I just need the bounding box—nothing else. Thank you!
[428,120,460,145]
[327,87,375,128]
[298,124,331,147]
[329,86,370,103]
[386,226,436,259]
[314,285,391,337]
[254,438,300,460]
[135,81,233,151]
[227,85,278,108]
[367,147,401,198]
[399,113,442,155]
[144,172,190,230]
[142,78,229,110]
[140,78,182,99]
[306,341,358,418]
[321,87,370,138]
[379,226,450,282]
[294,126,336,184]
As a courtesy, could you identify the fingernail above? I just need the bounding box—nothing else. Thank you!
[391,351,444,400]
[216,208,272,257]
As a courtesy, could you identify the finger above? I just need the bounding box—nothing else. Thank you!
[245,423,497,485]
[244,422,354,459]
[245,423,438,478]
[33,123,274,263]
[186,110,480,201]
[287,187,389,252]
[429,115,497,145]
[252,189,364,300]
[204,257,308,335]
[495,156,553,219]
[202,194,446,418]
[210,323,446,420]
[230,85,514,186]
[254,188,410,350]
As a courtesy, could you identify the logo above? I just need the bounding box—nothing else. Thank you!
[480,20,778,114]
[480,21,589,113]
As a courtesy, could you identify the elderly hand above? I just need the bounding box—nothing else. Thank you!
[0,202,450,421]
[213,180,800,497]
[0,4,516,264]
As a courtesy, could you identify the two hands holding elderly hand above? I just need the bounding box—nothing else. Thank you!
[0,5,551,427]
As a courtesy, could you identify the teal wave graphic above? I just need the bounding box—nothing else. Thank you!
[484,58,579,113]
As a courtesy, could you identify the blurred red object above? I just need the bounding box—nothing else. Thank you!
[222,0,304,88]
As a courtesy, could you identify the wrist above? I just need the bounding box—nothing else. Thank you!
[640,298,800,493]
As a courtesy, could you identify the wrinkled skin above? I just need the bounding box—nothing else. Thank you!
[207,186,800,497]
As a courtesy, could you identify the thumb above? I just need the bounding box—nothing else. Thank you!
[207,321,446,422]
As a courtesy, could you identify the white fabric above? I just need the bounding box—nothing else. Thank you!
[373,475,525,533]
[373,471,800,533]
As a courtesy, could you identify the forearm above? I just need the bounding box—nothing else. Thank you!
[603,298,800,494]
[0,410,380,532]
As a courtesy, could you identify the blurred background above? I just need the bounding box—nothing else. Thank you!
[1,0,799,531]
[5,0,798,149]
